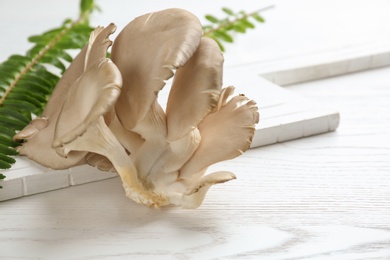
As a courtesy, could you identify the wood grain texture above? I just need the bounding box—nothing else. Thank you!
[1,67,390,259]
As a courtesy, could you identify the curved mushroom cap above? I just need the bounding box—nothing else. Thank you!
[181,171,236,209]
[43,23,117,119]
[53,58,122,151]
[111,8,203,131]
[13,117,87,169]
[144,37,224,187]
[84,23,117,69]
[13,24,118,169]
[179,86,260,181]
[166,37,224,141]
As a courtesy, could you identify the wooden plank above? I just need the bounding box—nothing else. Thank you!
[260,42,390,85]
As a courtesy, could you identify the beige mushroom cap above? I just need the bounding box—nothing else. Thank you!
[13,24,117,169]
[179,86,260,182]
[111,8,203,131]
[52,58,122,152]
[166,37,224,141]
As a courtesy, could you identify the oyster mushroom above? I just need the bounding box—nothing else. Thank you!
[111,8,203,136]
[110,8,204,186]
[13,24,117,169]
[107,8,259,208]
[14,8,259,209]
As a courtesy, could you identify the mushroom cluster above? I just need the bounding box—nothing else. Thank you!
[14,9,259,208]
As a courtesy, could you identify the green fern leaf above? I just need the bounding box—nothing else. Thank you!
[221,7,235,16]
[203,6,272,51]
[0,0,97,187]
[0,2,270,189]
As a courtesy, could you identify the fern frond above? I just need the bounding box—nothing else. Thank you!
[203,6,273,51]
[0,2,268,188]
[0,0,97,185]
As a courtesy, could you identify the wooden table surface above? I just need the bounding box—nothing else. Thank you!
[2,66,390,259]
[1,0,390,259]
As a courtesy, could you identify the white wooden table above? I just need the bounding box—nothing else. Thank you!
[1,0,390,259]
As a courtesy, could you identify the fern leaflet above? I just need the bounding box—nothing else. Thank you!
[203,6,272,51]
[0,0,97,187]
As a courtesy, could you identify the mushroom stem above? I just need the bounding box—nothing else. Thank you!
[55,116,167,207]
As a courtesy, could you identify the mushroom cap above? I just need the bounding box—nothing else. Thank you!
[53,58,122,150]
[166,37,224,141]
[13,24,118,169]
[14,117,86,169]
[142,37,224,187]
[111,8,203,130]
[43,23,117,119]
[179,86,260,181]
[166,171,236,209]
[182,171,236,208]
